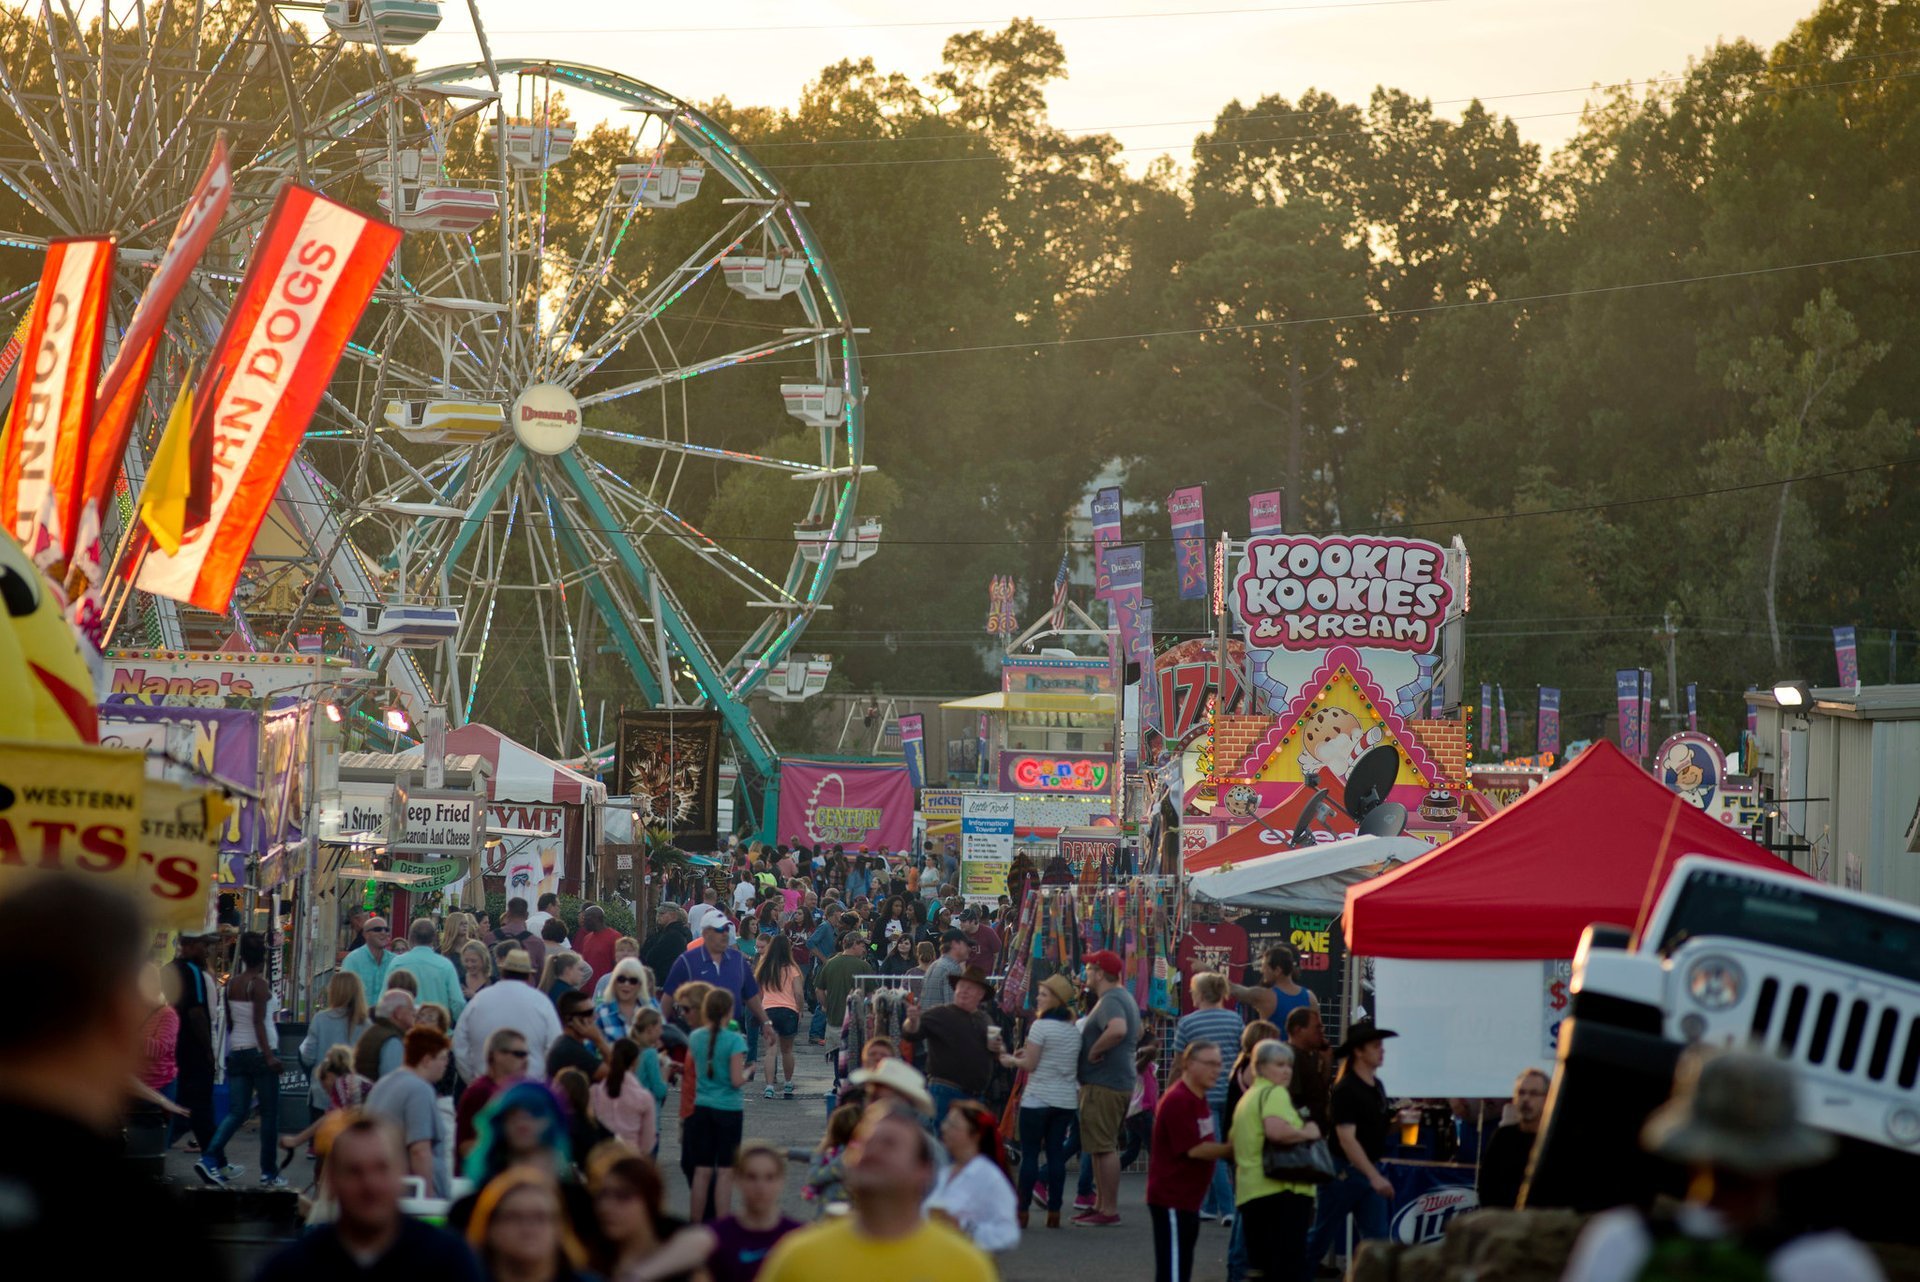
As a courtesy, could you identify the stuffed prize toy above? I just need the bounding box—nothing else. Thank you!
[0,531,98,744]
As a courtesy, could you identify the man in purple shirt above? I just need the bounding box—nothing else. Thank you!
[663,915,773,1043]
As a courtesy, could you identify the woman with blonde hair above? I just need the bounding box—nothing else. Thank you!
[298,972,370,1123]
[594,956,653,1042]
[467,1167,594,1282]
[539,950,589,1008]
[441,911,478,962]
[461,938,496,1001]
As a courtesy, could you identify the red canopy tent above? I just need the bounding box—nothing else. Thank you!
[1343,740,1803,959]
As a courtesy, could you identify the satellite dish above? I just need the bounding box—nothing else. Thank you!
[1343,744,1401,819]
[1288,791,1339,847]
[1358,802,1409,839]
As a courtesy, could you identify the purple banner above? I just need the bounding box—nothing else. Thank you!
[1497,685,1510,757]
[1167,484,1208,601]
[1537,687,1560,757]
[1686,683,1698,732]
[1834,626,1860,687]
[1137,596,1161,736]
[1248,490,1284,537]
[777,759,915,851]
[98,704,261,883]
[1639,669,1653,765]
[977,713,991,787]
[1091,487,1122,598]
[899,713,926,792]
[1616,669,1641,757]
[1479,683,1491,751]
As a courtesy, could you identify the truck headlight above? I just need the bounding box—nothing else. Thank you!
[1685,956,1744,1010]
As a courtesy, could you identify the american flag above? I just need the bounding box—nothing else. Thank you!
[1047,548,1070,632]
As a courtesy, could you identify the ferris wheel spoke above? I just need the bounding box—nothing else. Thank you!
[562,203,775,384]
[530,474,594,753]
[576,329,830,408]
[581,456,796,604]
[579,427,869,486]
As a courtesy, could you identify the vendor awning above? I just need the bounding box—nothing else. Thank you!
[1344,740,1806,960]
[940,691,1116,715]
[443,725,607,805]
[1187,836,1433,914]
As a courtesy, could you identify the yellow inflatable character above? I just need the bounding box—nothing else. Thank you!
[0,532,97,743]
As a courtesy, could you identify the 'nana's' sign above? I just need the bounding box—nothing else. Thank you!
[1234,534,1453,654]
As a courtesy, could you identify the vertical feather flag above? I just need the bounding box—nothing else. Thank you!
[134,186,400,612]
[1,236,116,567]
[138,375,196,555]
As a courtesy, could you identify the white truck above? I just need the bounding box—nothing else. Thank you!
[1525,854,1920,1237]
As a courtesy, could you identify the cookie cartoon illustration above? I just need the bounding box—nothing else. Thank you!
[1297,706,1387,787]
[1419,789,1458,821]
[1222,782,1260,818]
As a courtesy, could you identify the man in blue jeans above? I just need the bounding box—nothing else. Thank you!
[1304,1021,1400,1272]
[900,966,995,1126]
[1171,973,1243,1224]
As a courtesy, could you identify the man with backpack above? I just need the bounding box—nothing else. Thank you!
[488,896,546,977]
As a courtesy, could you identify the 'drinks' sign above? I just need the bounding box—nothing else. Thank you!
[1234,535,1454,653]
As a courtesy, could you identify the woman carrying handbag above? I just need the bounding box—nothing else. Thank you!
[1230,1039,1325,1281]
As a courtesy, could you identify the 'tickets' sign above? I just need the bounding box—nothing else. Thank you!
[997,753,1111,794]
[1234,535,1453,653]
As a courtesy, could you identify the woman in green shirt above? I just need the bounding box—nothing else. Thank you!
[1231,1039,1323,1281]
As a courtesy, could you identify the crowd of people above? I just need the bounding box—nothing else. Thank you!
[0,836,1892,1282]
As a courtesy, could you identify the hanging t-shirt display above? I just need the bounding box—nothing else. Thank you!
[1233,908,1346,1043]
[1175,920,1250,1011]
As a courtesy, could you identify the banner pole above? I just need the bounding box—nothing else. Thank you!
[100,544,149,643]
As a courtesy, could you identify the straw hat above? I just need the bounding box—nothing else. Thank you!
[1641,1049,1834,1176]
[849,1057,934,1114]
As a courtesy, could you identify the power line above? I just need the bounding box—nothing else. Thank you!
[452,0,1453,38]
[750,244,1920,367]
[268,451,1920,549]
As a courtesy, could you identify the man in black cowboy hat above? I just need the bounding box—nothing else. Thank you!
[1562,1049,1880,1282]
[902,965,997,1126]
[1304,1019,1400,1273]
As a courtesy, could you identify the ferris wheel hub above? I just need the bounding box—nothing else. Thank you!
[511,383,583,455]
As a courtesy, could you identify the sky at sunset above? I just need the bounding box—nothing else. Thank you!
[402,0,1821,167]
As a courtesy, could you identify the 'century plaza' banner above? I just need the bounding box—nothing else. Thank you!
[2,236,115,562]
[136,185,400,612]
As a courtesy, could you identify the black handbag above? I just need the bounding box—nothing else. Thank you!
[1258,1084,1339,1184]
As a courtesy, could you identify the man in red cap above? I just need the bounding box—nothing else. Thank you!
[1075,949,1141,1226]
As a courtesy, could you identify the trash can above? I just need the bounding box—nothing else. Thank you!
[275,1021,310,1137]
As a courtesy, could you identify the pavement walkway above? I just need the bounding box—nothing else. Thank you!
[162,1037,1233,1280]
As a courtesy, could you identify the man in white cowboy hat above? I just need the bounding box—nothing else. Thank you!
[848,1056,935,1116]
[1561,1048,1882,1282]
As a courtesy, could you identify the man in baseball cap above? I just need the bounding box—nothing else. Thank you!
[663,910,772,1051]
[1075,949,1142,1225]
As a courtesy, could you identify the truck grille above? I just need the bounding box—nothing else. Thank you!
[1750,977,1920,1088]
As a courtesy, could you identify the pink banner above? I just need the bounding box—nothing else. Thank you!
[777,759,915,851]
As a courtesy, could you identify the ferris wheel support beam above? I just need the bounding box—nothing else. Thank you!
[541,480,666,711]
[554,449,775,782]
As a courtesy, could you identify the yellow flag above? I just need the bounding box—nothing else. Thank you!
[138,373,194,555]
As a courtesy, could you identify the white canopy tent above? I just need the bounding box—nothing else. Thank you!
[1186,835,1432,913]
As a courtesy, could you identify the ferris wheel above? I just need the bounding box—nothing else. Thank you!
[0,2,873,784]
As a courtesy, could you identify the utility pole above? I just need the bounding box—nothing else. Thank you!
[1656,606,1680,733]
